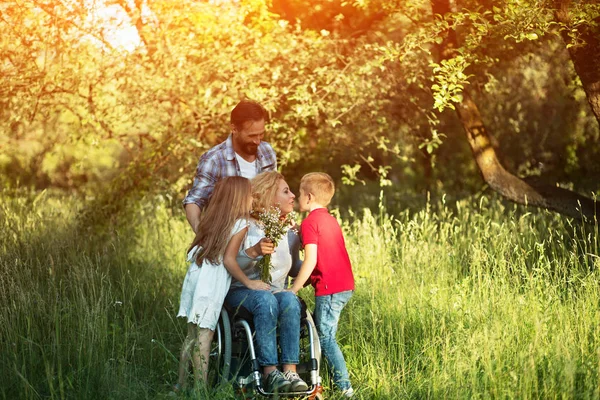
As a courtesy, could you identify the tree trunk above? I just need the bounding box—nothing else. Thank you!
[430,0,597,222]
[456,91,597,220]
[554,0,600,125]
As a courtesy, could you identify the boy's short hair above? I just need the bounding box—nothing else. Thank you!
[300,172,335,206]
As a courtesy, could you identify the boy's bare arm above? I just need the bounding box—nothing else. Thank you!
[289,244,318,294]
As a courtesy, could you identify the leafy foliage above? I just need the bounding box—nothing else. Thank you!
[0,0,598,205]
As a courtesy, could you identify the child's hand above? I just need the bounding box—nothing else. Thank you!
[254,237,275,256]
[288,285,300,295]
[247,280,271,291]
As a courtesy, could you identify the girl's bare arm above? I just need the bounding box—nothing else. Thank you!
[224,228,270,291]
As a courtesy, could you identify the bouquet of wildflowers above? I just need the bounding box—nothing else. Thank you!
[254,206,297,283]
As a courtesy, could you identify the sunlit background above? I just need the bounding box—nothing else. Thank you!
[1,1,600,399]
[86,0,141,51]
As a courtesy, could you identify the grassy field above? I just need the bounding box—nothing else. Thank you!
[1,189,599,399]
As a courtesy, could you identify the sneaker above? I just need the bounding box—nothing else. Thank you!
[264,370,292,393]
[283,370,309,392]
[341,387,355,398]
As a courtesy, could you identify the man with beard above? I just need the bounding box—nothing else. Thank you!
[183,100,277,233]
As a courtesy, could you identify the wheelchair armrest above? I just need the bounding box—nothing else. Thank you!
[298,297,308,320]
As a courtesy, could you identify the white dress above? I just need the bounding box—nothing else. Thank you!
[177,219,248,329]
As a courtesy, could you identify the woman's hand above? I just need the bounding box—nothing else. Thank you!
[246,280,271,291]
[253,237,275,256]
[242,237,275,260]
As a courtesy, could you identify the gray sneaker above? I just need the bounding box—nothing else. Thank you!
[264,370,292,393]
[283,370,309,392]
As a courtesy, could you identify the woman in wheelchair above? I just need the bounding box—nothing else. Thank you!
[225,171,308,394]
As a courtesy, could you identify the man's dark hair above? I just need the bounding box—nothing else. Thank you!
[230,100,268,130]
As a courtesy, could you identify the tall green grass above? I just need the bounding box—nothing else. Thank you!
[1,189,598,399]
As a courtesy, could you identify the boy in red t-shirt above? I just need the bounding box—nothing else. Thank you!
[288,172,355,397]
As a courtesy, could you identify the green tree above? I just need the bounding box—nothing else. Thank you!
[266,0,599,218]
[1,0,597,221]
[425,0,598,220]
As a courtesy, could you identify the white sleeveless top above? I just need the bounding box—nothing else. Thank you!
[231,219,303,292]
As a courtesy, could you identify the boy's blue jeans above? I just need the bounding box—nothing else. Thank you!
[225,288,301,366]
[314,290,353,391]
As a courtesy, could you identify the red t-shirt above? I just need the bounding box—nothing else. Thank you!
[301,208,355,296]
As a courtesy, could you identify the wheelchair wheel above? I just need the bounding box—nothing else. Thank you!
[296,309,323,398]
[207,308,232,386]
[304,311,321,372]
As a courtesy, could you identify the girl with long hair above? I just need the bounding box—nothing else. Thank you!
[176,176,272,390]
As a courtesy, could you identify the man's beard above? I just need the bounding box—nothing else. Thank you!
[245,143,259,155]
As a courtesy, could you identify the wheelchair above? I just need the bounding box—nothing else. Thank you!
[207,299,324,399]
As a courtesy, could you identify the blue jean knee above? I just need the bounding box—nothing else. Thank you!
[225,288,280,366]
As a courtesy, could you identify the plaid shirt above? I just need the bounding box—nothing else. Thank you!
[183,135,277,210]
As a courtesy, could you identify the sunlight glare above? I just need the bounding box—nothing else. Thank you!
[85,0,141,51]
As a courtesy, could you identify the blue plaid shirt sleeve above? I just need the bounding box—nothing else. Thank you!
[183,156,220,211]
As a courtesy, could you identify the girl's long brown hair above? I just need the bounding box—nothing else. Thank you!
[188,176,252,265]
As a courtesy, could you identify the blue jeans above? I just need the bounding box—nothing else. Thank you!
[314,290,353,391]
[225,288,301,366]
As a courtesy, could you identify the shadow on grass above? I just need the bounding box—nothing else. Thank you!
[0,191,187,399]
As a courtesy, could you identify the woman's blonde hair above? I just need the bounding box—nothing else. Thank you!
[251,171,284,215]
[189,176,252,264]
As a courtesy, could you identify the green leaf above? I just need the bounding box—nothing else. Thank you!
[526,33,539,41]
